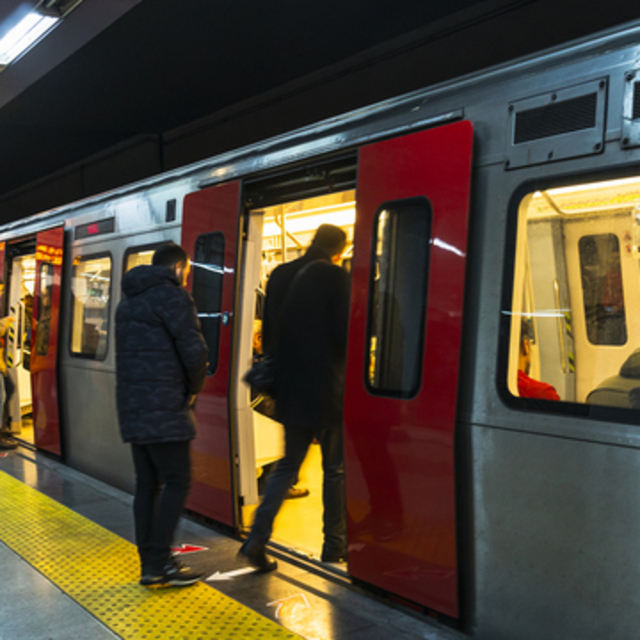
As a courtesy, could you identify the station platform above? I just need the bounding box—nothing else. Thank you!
[0,445,464,640]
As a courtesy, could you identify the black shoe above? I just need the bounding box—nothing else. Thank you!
[0,438,17,450]
[140,573,165,586]
[238,540,277,573]
[140,560,202,587]
[162,559,202,586]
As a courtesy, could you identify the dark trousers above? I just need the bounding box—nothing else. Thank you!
[131,441,191,574]
[247,423,346,557]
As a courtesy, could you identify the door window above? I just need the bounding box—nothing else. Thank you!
[70,254,112,360]
[35,263,54,357]
[578,233,626,345]
[367,198,432,398]
[192,232,225,375]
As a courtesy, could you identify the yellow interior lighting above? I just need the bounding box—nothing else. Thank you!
[263,203,356,238]
[530,175,640,216]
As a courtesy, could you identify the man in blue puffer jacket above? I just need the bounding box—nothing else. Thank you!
[116,242,208,587]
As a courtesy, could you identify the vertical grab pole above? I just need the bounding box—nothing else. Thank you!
[553,278,567,374]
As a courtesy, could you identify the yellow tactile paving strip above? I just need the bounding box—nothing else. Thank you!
[0,470,300,640]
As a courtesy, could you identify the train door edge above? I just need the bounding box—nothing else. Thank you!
[344,120,474,618]
[181,180,242,526]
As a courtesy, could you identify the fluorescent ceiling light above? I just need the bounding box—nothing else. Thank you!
[0,12,59,67]
[263,206,356,238]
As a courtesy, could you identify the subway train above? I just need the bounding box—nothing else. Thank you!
[5,18,640,640]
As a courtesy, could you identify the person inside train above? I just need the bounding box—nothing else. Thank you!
[239,224,350,571]
[0,315,16,449]
[517,318,560,401]
[250,319,309,499]
[250,319,277,420]
[115,242,209,587]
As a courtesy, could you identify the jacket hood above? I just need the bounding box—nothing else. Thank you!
[122,265,180,297]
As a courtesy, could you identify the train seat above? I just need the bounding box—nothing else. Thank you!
[586,348,640,408]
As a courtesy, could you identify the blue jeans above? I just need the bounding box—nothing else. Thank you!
[131,441,192,574]
[247,423,346,557]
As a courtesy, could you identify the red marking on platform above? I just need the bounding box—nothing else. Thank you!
[267,593,310,619]
[0,453,7,458]
[171,544,209,555]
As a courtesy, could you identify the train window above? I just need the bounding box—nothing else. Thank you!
[366,198,431,398]
[70,254,112,360]
[34,263,54,356]
[123,244,162,273]
[578,234,627,345]
[506,175,640,410]
[192,232,224,376]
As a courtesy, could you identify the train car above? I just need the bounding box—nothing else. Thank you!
[5,18,640,639]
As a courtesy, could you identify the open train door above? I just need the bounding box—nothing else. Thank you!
[181,181,241,526]
[344,120,473,618]
[31,226,64,455]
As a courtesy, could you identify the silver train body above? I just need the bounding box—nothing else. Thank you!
[4,19,640,639]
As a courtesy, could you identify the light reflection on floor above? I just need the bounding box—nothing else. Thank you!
[272,443,324,559]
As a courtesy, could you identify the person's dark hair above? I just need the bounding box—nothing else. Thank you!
[152,242,189,268]
[311,224,347,257]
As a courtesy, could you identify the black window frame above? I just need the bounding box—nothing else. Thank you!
[498,167,640,425]
[364,196,432,400]
[192,231,225,377]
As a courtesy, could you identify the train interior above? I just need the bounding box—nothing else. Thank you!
[5,242,36,444]
[234,189,355,562]
[509,174,640,408]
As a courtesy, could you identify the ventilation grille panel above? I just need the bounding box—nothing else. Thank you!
[506,78,607,169]
[514,93,597,143]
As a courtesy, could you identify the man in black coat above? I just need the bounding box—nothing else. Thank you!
[116,242,208,587]
[240,224,350,571]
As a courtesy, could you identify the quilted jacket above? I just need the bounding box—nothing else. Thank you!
[115,265,208,444]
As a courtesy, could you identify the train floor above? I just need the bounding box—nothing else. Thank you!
[0,445,464,640]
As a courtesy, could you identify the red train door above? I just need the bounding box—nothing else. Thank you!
[32,226,64,455]
[181,181,241,526]
[344,120,473,618]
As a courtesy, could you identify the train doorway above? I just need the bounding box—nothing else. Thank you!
[5,243,36,444]
[235,189,355,562]
[2,227,64,455]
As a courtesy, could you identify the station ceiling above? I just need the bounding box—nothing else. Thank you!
[0,0,639,220]
[0,0,488,199]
